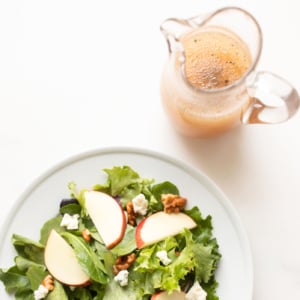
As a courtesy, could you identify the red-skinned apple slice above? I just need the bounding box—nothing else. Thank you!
[151,290,186,300]
[136,211,197,249]
[84,190,126,249]
[44,229,90,286]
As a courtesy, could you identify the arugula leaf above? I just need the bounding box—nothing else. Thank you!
[59,203,81,215]
[15,289,35,300]
[61,232,109,284]
[148,181,180,212]
[39,215,65,245]
[47,280,68,300]
[103,277,137,300]
[67,286,93,299]
[15,256,44,273]
[26,265,48,290]
[12,234,45,265]
[68,181,79,199]
[151,181,179,200]
[68,182,89,216]
[111,225,136,256]
[0,266,30,293]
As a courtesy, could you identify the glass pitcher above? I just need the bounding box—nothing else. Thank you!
[160,7,300,138]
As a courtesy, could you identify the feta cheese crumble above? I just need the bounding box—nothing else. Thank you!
[60,213,80,230]
[185,281,207,300]
[114,270,129,287]
[132,193,148,215]
[156,250,172,266]
[33,285,49,300]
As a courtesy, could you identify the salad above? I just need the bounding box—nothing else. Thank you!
[0,165,221,300]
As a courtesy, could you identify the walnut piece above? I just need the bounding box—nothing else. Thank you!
[42,274,54,291]
[113,253,136,275]
[126,201,136,226]
[161,194,187,213]
[82,228,92,242]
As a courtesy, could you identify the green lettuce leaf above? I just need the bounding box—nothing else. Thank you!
[0,165,221,300]
[15,256,45,273]
[149,181,179,212]
[131,208,221,298]
[94,166,154,206]
[39,215,65,245]
[103,278,137,300]
[47,280,68,300]
[61,232,109,284]
[0,266,30,293]
[12,234,45,265]
[111,225,137,257]
[26,265,48,290]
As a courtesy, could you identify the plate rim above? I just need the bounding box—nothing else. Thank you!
[0,146,253,299]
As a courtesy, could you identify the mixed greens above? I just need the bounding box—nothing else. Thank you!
[0,166,221,299]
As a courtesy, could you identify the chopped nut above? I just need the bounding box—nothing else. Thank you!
[161,194,187,213]
[42,274,54,291]
[82,228,92,242]
[113,253,136,275]
[126,201,136,226]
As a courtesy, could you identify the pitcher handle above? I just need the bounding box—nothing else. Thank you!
[243,71,300,124]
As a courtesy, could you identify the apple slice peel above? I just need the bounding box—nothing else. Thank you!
[136,211,197,249]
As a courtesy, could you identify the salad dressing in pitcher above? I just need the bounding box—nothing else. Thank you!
[161,25,253,137]
[181,27,252,89]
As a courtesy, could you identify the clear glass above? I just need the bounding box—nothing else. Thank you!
[160,7,300,138]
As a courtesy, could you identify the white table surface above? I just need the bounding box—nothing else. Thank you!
[0,1,300,299]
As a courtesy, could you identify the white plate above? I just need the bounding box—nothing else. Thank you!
[0,147,253,300]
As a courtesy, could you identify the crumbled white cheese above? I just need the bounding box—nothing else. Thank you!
[114,270,129,287]
[132,193,148,215]
[34,284,49,300]
[185,281,207,300]
[156,250,172,266]
[60,213,80,230]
